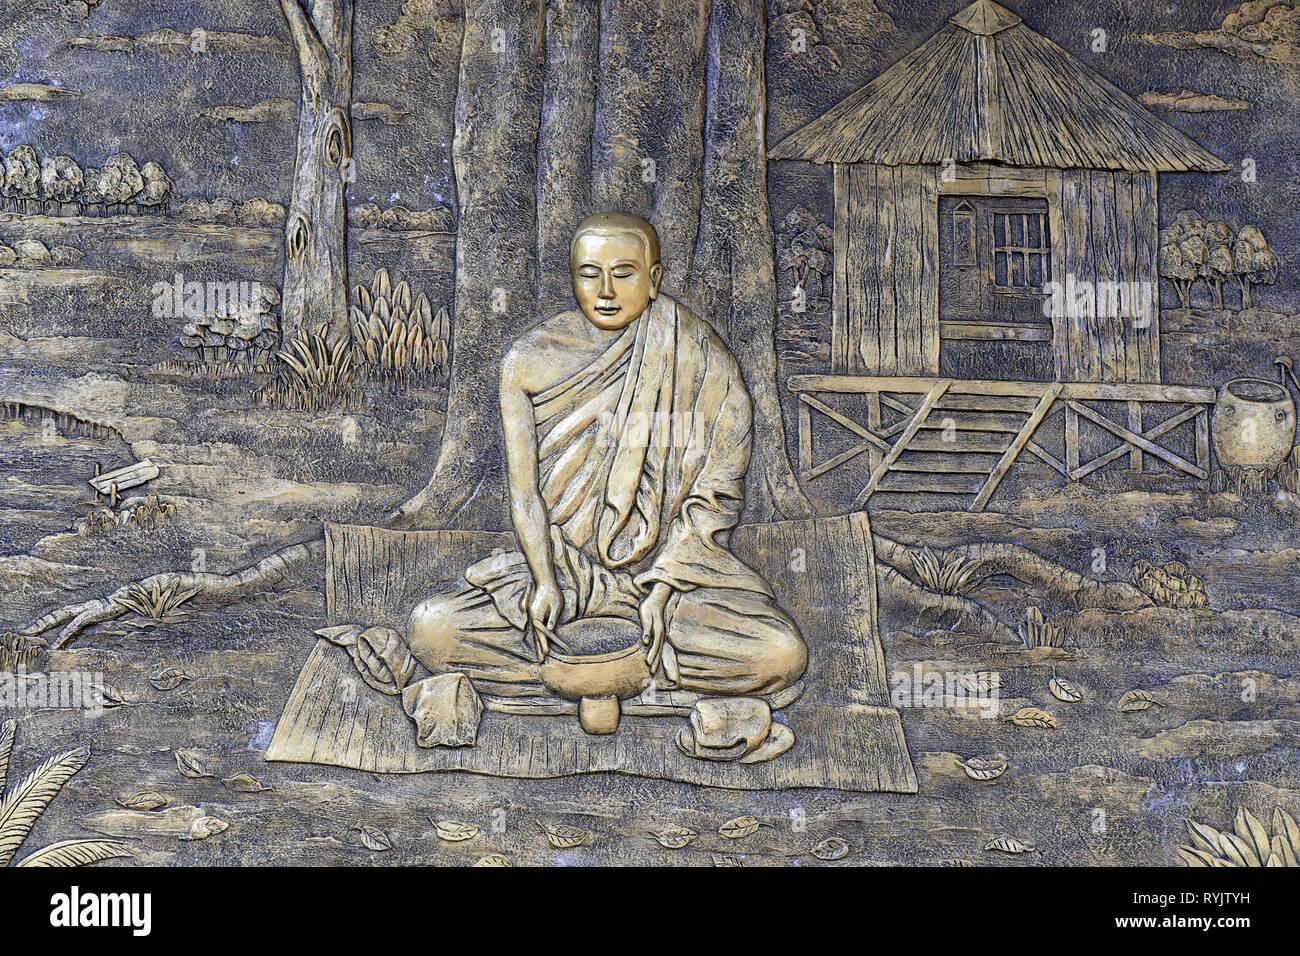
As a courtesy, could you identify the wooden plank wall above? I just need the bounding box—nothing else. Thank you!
[832,162,939,375]
[1047,169,1161,383]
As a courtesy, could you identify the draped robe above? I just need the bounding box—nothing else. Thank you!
[407,294,806,696]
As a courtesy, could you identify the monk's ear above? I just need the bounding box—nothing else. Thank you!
[648,262,663,299]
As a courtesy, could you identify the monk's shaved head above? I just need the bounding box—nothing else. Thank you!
[571,212,661,267]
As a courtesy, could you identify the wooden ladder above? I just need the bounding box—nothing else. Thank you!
[853,381,1063,512]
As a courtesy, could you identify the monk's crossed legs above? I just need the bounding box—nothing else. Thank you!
[406,555,806,698]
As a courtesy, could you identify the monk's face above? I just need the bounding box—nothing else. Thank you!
[570,230,663,331]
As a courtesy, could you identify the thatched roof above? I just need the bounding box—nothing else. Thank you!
[769,0,1228,173]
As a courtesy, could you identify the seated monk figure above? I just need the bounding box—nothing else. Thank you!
[406,212,806,700]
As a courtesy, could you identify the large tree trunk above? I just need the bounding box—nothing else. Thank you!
[391,0,544,531]
[686,0,808,521]
[279,0,354,343]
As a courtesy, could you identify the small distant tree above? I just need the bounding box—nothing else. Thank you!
[3,146,41,214]
[101,153,143,215]
[1158,242,1197,309]
[1159,209,1209,308]
[1232,225,1279,310]
[40,156,83,215]
[777,206,832,301]
[1200,219,1234,311]
[138,161,173,215]
[77,167,102,216]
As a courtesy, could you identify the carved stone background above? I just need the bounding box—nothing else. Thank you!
[0,0,1297,867]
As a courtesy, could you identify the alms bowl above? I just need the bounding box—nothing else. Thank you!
[539,616,651,701]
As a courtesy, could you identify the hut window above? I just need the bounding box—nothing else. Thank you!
[952,202,976,266]
[991,209,1050,292]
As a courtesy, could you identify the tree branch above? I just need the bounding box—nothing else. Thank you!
[280,0,329,76]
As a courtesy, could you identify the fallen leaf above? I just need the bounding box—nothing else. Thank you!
[353,825,392,851]
[811,837,850,861]
[1049,673,1084,703]
[89,682,130,709]
[174,749,212,778]
[650,825,698,849]
[116,790,168,812]
[939,859,975,867]
[984,836,1035,854]
[959,671,1003,694]
[222,773,270,793]
[712,854,745,866]
[537,822,589,849]
[149,666,194,691]
[1003,707,1058,729]
[719,815,765,839]
[1118,690,1162,712]
[184,816,228,841]
[473,853,512,867]
[433,820,480,842]
[957,755,1007,781]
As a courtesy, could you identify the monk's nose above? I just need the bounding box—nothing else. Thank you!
[598,269,615,301]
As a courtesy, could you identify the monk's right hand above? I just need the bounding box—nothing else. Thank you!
[528,579,564,659]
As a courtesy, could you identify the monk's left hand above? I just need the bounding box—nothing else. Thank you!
[640,582,673,672]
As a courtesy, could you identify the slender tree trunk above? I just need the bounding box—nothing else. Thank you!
[279,0,354,344]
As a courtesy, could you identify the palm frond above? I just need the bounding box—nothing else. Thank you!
[0,719,13,793]
[15,838,133,868]
[0,746,91,866]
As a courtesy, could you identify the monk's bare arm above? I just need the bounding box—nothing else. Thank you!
[499,349,560,608]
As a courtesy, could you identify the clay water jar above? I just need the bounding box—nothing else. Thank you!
[1212,378,1296,474]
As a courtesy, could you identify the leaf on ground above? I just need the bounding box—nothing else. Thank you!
[352,825,392,851]
[1118,690,1162,712]
[811,837,850,861]
[1003,707,1058,729]
[957,755,1008,781]
[89,682,131,709]
[149,667,194,691]
[222,773,270,793]
[174,749,211,778]
[184,816,228,841]
[537,822,589,849]
[472,853,512,867]
[650,825,698,849]
[1049,674,1084,703]
[719,815,765,839]
[116,790,168,811]
[984,836,1035,854]
[433,820,480,842]
[712,854,745,866]
[959,671,1003,695]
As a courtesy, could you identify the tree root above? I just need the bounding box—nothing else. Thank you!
[24,540,325,648]
[872,537,1151,612]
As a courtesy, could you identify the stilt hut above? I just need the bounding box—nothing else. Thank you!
[771,0,1227,510]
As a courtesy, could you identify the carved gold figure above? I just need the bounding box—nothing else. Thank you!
[406,214,807,711]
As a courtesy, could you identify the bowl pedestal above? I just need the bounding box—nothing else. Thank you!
[578,695,621,734]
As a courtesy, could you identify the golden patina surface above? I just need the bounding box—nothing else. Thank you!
[0,0,1296,870]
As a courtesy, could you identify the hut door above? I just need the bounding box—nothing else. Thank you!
[938,196,1053,380]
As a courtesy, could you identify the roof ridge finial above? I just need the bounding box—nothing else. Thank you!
[950,0,1022,36]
